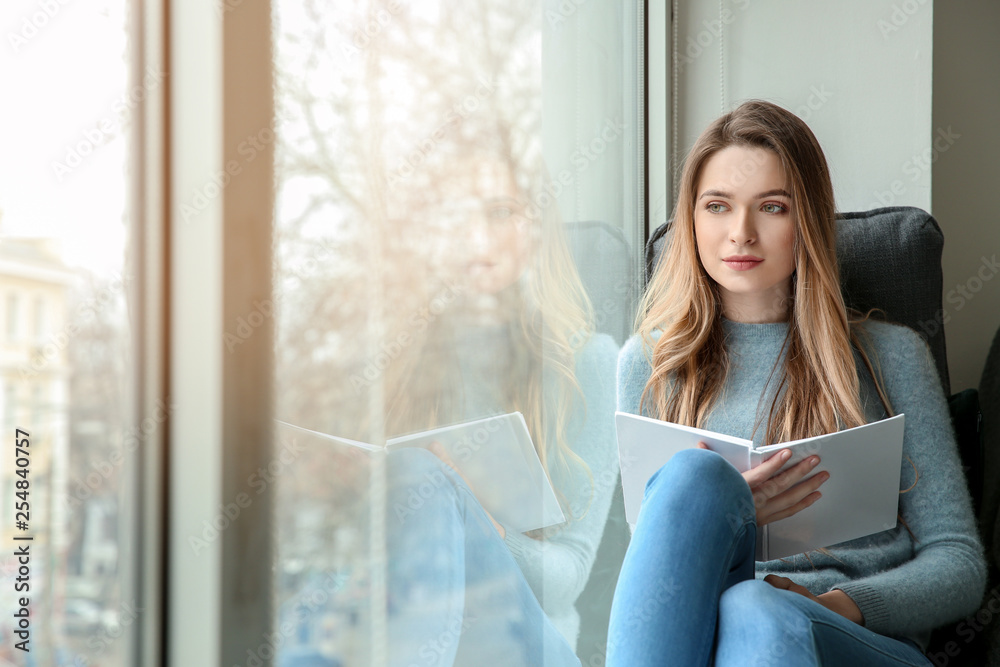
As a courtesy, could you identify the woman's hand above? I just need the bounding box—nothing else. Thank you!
[696,443,828,526]
[764,575,865,625]
[428,441,506,539]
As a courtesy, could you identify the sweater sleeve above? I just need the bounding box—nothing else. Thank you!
[833,323,987,636]
[502,333,619,616]
[617,334,654,415]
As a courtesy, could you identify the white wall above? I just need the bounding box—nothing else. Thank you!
[673,0,933,212]
[932,1,1000,392]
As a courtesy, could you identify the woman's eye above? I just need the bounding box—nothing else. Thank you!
[707,203,727,213]
[762,202,787,214]
[488,206,515,221]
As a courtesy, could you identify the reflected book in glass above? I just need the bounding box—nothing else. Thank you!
[275,413,566,534]
[615,412,906,560]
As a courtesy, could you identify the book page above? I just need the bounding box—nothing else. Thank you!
[755,414,905,560]
[615,412,753,525]
[274,419,383,452]
[386,412,566,533]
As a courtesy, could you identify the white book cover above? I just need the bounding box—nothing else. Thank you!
[276,412,566,534]
[615,412,905,560]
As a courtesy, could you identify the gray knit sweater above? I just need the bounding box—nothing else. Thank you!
[617,317,987,649]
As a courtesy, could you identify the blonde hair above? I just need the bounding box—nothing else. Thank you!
[384,147,597,528]
[638,100,892,443]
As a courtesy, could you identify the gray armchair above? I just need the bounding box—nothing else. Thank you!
[639,206,992,664]
[978,326,1000,666]
[569,207,996,664]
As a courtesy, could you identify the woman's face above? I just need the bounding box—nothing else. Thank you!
[693,145,797,323]
[442,159,534,296]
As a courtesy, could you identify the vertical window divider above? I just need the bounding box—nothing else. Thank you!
[131,0,168,663]
[165,0,275,665]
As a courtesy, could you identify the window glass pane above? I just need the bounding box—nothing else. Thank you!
[272,1,641,664]
[0,1,135,664]
[6,293,20,342]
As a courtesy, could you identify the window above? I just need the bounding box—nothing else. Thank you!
[34,295,47,343]
[6,293,19,342]
[2,1,651,663]
[270,1,643,663]
[0,1,135,664]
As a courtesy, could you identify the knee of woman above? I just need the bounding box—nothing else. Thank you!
[719,581,814,655]
[646,447,743,497]
[386,447,462,505]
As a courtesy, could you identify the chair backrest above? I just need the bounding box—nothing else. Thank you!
[645,206,951,395]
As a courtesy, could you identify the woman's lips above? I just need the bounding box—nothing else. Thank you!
[723,259,763,271]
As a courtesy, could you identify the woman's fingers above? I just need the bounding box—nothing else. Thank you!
[428,442,505,538]
[744,452,830,525]
[742,449,792,487]
[755,455,822,500]
[764,575,814,599]
[757,468,829,525]
[762,489,823,524]
[763,574,793,589]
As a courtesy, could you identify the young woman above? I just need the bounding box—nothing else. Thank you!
[607,100,986,666]
[381,143,618,666]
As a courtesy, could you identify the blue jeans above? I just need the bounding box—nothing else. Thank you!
[385,447,580,667]
[606,448,932,667]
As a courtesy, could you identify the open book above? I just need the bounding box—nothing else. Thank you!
[275,413,565,534]
[615,412,906,560]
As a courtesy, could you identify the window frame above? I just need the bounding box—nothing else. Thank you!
[132,0,276,664]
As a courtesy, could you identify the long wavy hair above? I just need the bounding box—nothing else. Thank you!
[382,141,597,529]
[638,100,893,443]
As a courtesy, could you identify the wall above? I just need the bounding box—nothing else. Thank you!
[932,0,1000,392]
[673,0,933,212]
[668,1,1000,390]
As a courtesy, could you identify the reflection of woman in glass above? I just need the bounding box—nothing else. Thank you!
[608,101,985,666]
[382,142,618,666]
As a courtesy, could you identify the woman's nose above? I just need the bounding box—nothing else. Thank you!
[468,214,492,251]
[729,209,756,245]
